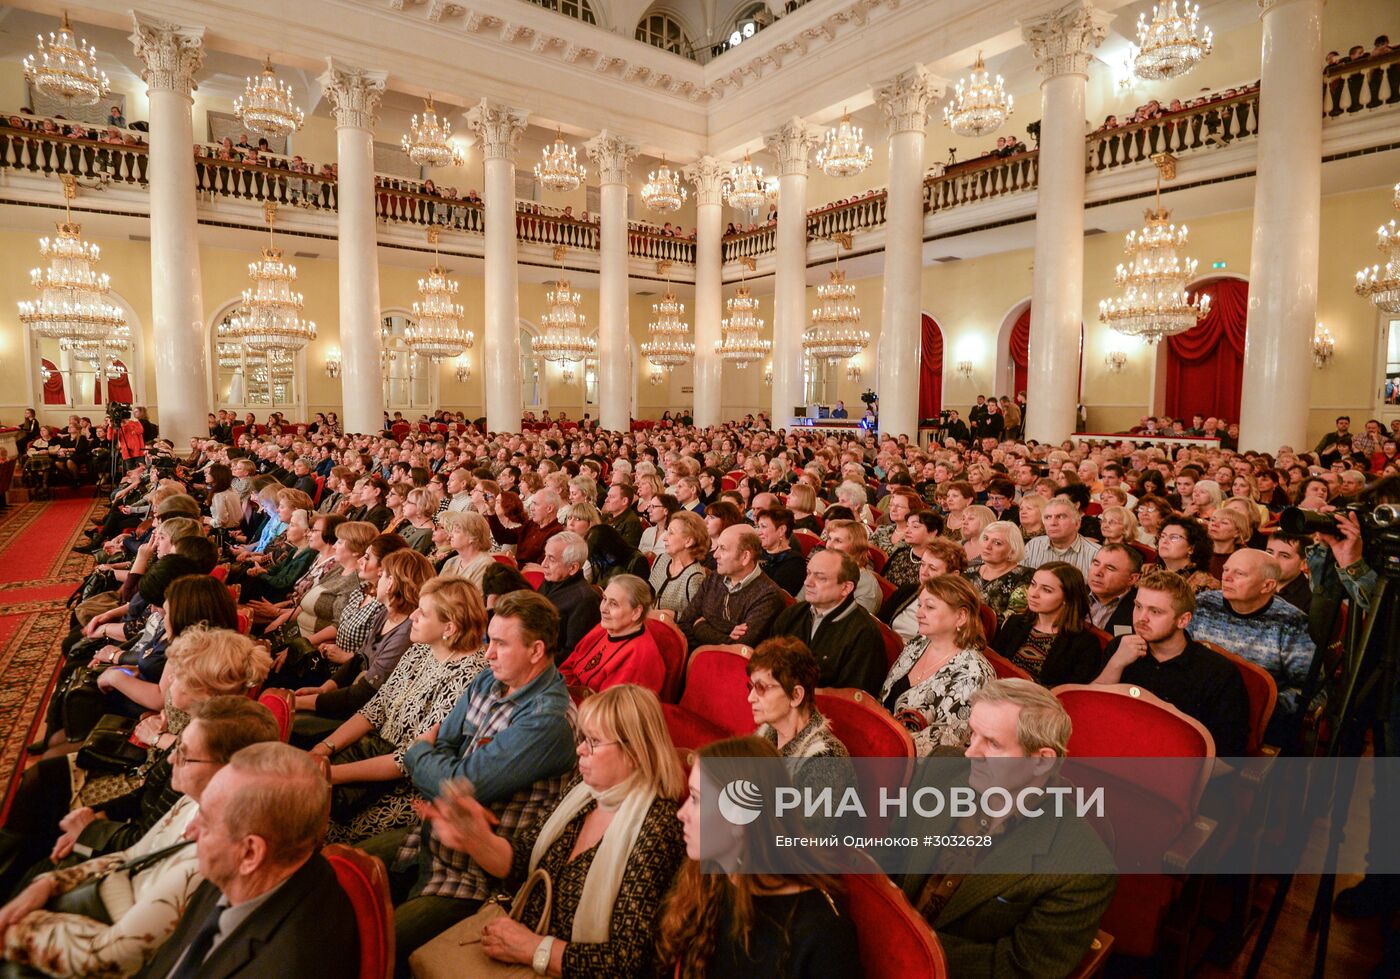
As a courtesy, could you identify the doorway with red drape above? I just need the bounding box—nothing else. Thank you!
[918,314,943,421]
[1007,305,1083,399]
[1164,277,1249,423]
[41,359,65,405]
[107,361,133,404]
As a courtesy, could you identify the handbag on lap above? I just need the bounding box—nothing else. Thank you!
[409,868,553,979]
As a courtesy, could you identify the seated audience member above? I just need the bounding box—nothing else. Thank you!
[538,531,603,655]
[769,548,886,693]
[648,510,709,616]
[1093,570,1250,755]
[565,501,603,537]
[515,489,565,564]
[238,508,317,604]
[387,591,578,966]
[871,487,921,553]
[901,679,1117,978]
[881,575,996,755]
[959,505,998,564]
[0,697,280,979]
[964,520,1033,621]
[437,510,495,589]
[746,636,850,774]
[993,562,1102,687]
[560,575,666,695]
[881,537,968,642]
[266,520,377,660]
[678,525,786,649]
[785,483,822,533]
[1265,532,1313,615]
[316,576,489,844]
[754,506,807,597]
[884,511,944,588]
[411,685,686,978]
[1188,549,1315,746]
[822,519,883,614]
[1205,508,1251,579]
[348,475,394,530]
[1021,498,1101,576]
[583,524,650,586]
[638,494,680,557]
[660,737,861,977]
[139,743,361,977]
[1152,516,1221,592]
[601,480,644,548]
[1086,542,1143,634]
[1018,492,1048,540]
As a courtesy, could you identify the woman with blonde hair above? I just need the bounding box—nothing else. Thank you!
[566,501,603,537]
[413,685,686,978]
[785,483,821,533]
[1205,507,1252,578]
[965,520,1032,621]
[1099,505,1144,547]
[439,510,495,588]
[395,487,437,555]
[1018,492,1049,540]
[959,504,997,563]
[649,510,708,615]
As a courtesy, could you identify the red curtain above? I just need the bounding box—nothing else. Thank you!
[1165,277,1249,423]
[1009,307,1030,397]
[107,361,133,404]
[918,314,943,421]
[41,358,65,405]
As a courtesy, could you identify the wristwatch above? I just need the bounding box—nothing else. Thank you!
[532,936,555,975]
[321,740,337,755]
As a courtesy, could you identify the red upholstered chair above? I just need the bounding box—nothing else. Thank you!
[492,552,518,568]
[236,611,252,635]
[1065,931,1114,979]
[724,469,744,483]
[875,619,905,669]
[1088,626,1112,653]
[793,530,822,559]
[777,588,797,609]
[663,645,753,752]
[230,424,246,442]
[256,689,295,741]
[982,646,1033,682]
[1129,541,1158,566]
[210,564,229,582]
[843,867,948,979]
[720,475,739,491]
[872,572,897,605]
[312,474,325,506]
[867,546,888,574]
[977,603,998,644]
[391,422,410,442]
[323,845,394,979]
[522,569,544,589]
[1198,641,1277,757]
[649,608,678,625]
[645,616,687,704]
[645,551,657,568]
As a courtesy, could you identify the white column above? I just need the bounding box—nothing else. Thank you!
[1238,0,1323,451]
[764,118,820,428]
[875,67,943,440]
[319,61,387,437]
[586,131,639,433]
[467,100,528,433]
[686,156,726,428]
[129,16,208,446]
[1020,1,1110,443]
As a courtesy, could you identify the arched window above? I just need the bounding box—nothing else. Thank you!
[212,309,299,408]
[636,12,692,57]
[29,292,143,410]
[722,2,770,50]
[527,0,597,24]
[803,356,835,405]
[521,328,543,409]
[382,313,435,410]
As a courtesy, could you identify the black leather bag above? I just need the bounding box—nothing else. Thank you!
[51,839,194,925]
[75,714,148,774]
[59,665,111,741]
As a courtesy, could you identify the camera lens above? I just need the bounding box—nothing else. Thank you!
[1279,506,1340,536]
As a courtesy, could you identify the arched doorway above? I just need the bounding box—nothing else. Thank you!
[208,300,305,413]
[1163,276,1249,424]
[919,313,944,421]
[997,301,1083,401]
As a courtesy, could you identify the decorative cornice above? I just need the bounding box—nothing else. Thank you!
[128,14,204,96]
[874,66,945,136]
[764,117,820,177]
[318,60,388,130]
[466,99,528,160]
[1020,0,1111,79]
[585,130,639,186]
[685,156,727,207]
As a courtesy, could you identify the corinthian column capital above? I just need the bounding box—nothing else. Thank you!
[585,130,639,186]
[318,60,387,130]
[874,65,946,136]
[684,156,727,207]
[129,13,204,96]
[466,99,529,161]
[764,117,820,177]
[1020,0,1112,78]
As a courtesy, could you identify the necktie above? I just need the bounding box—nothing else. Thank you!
[166,903,224,979]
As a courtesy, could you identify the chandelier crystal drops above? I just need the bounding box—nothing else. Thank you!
[716,284,771,367]
[230,204,317,353]
[23,13,110,107]
[725,153,768,212]
[805,267,869,362]
[943,53,1013,138]
[641,287,695,371]
[816,111,873,179]
[407,229,473,361]
[235,58,304,138]
[535,279,596,363]
[641,156,687,213]
[535,130,586,193]
[1134,0,1213,81]
[402,97,460,169]
[19,176,125,345]
[1355,183,1400,313]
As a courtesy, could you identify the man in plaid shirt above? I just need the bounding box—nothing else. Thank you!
[388,590,578,968]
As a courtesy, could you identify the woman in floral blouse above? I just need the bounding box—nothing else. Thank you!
[964,520,1033,622]
[880,575,995,755]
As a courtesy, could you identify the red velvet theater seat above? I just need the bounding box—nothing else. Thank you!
[324,844,394,979]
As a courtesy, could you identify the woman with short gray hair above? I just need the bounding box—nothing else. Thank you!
[558,575,666,696]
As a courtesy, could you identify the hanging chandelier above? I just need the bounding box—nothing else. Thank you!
[234,58,304,138]
[1098,154,1210,343]
[725,152,768,212]
[641,156,687,213]
[805,264,869,362]
[943,53,1013,138]
[1355,183,1400,313]
[716,282,771,367]
[535,279,595,363]
[18,176,125,345]
[229,203,317,353]
[640,286,695,371]
[402,96,462,169]
[816,111,873,178]
[407,228,473,361]
[23,12,109,108]
[535,130,586,193]
[1134,0,1213,81]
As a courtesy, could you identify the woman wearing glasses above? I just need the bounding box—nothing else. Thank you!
[745,637,849,762]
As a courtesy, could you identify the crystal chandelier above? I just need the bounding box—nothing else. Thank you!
[944,53,1013,138]
[1134,0,1213,81]
[805,264,869,362]
[535,279,595,363]
[1355,183,1400,313]
[18,176,125,345]
[648,367,665,386]
[816,111,873,179]
[229,203,317,353]
[641,156,687,213]
[641,286,695,371]
[23,13,109,108]
[407,228,473,362]
[402,96,462,169]
[716,282,771,367]
[1098,155,1210,343]
[235,58,304,138]
[535,130,586,193]
[725,152,768,212]
[1312,323,1335,368]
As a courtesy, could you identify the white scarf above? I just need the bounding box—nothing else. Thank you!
[527,777,655,944]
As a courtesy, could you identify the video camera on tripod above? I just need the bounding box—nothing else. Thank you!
[1280,502,1400,576]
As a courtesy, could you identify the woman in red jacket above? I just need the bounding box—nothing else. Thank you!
[559,574,665,697]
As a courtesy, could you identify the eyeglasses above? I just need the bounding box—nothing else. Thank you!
[1158,532,1187,543]
[746,678,781,696]
[172,740,217,765]
[580,736,619,754]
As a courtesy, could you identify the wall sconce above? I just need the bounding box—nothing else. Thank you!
[324,347,341,379]
[1104,350,1127,373]
[1312,322,1334,369]
[561,367,575,384]
[763,364,773,387]
[454,354,471,382]
[846,364,862,382]
[956,360,974,380]
[649,367,665,386]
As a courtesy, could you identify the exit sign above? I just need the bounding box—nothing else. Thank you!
[1211,261,1227,269]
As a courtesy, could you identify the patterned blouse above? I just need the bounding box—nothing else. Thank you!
[879,640,995,755]
[335,588,383,654]
[964,563,1033,621]
[648,555,707,615]
[1010,628,1058,680]
[882,545,922,588]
